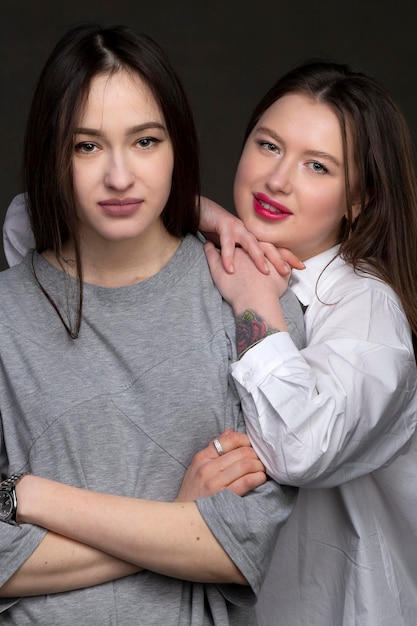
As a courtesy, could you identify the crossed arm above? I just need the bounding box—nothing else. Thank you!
[1,431,265,597]
[0,532,141,596]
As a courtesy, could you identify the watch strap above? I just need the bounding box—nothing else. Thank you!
[1,472,28,490]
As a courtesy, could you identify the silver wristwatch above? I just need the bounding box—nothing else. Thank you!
[0,473,28,525]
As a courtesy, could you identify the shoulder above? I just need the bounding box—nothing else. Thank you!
[179,234,223,290]
[306,259,412,349]
[315,256,401,307]
[0,254,33,290]
[184,236,237,343]
[176,234,206,273]
[0,255,40,323]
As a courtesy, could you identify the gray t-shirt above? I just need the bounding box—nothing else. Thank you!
[0,235,304,625]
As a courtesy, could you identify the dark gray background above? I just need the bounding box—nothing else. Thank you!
[1,0,416,270]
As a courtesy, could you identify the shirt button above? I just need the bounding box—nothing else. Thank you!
[242,371,251,382]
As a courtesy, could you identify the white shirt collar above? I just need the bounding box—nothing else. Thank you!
[289,245,341,307]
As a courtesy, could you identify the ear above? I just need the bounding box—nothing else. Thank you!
[345,188,373,223]
[350,201,362,223]
[344,203,361,224]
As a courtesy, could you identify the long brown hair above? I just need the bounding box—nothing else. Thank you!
[244,61,417,354]
[24,24,200,337]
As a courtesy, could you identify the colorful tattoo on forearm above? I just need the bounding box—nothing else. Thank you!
[236,310,279,359]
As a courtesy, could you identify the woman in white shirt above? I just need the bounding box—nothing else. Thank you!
[203,61,417,625]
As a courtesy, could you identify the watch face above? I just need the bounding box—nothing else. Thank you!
[0,491,13,520]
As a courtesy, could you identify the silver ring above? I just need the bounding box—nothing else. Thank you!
[212,437,225,456]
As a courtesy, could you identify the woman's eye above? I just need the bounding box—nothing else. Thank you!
[75,142,97,154]
[136,137,159,149]
[258,141,279,153]
[309,161,329,174]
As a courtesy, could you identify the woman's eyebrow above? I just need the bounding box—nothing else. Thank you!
[304,149,342,167]
[74,122,167,136]
[125,122,167,135]
[254,126,282,143]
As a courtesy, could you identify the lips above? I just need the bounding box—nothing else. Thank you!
[98,198,143,217]
[253,193,292,222]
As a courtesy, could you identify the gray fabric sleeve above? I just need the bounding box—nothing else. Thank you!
[196,480,297,604]
[0,522,47,611]
[280,288,306,349]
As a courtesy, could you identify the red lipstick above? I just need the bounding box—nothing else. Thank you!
[253,193,292,222]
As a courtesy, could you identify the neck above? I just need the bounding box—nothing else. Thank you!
[44,229,182,288]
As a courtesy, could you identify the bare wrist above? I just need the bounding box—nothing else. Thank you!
[15,473,36,524]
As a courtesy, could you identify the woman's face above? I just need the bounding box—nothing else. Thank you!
[72,70,174,249]
[234,93,359,261]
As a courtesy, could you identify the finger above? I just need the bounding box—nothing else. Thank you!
[199,230,221,248]
[258,244,291,276]
[218,234,236,274]
[211,431,252,457]
[188,431,246,465]
[204,241,223,273]
[225,471,267,496]
[275,247,305,270]
[207,454,266,491]
[203,454,266,492]
[179,446,264,501]
[240,236,270,275]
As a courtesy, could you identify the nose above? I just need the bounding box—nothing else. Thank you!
[104,152,135,190]
[265,159,292,195]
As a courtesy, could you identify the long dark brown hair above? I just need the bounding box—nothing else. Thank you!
[244,61,417,354]
[24,24,200,337]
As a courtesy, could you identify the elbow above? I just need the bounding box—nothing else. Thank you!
[218,558,249,586]
[229,568,249,586]
[237,575,250,586]
[0,574,20,598]
[204,558,249,586]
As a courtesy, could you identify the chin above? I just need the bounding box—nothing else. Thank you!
[245,223,282,247]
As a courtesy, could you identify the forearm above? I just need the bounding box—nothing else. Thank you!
[233,327,417,487]
[17,476,246,585]
[0,530,140,597]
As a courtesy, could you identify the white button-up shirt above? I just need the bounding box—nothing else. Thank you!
[232,246,417,625]
[3,193,34,267]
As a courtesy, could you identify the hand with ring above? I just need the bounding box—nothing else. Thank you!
[176,429,267,502]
